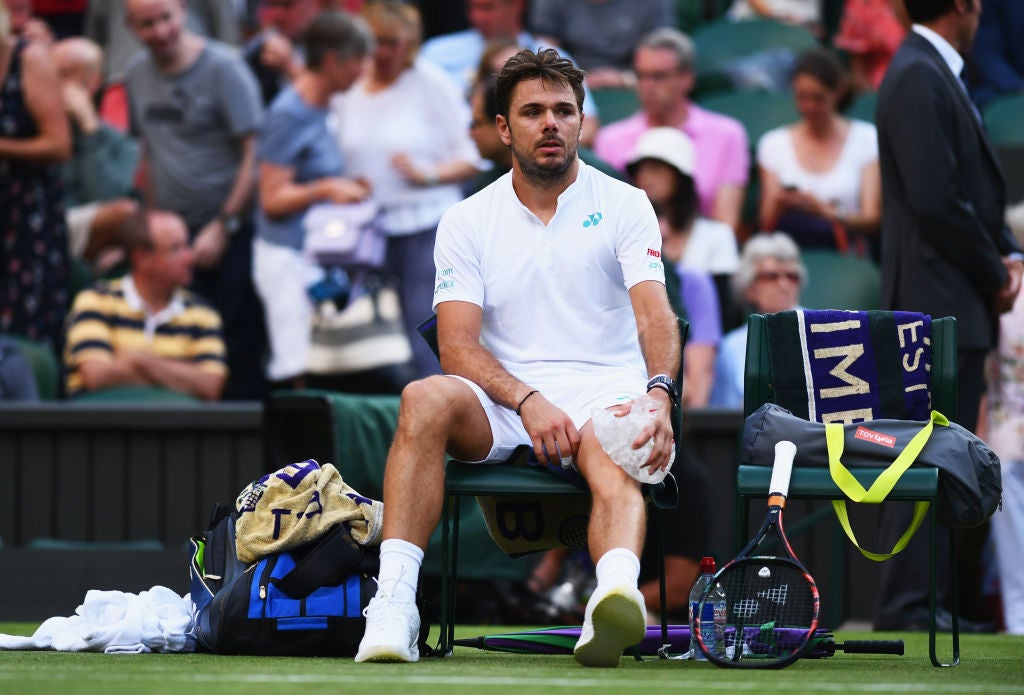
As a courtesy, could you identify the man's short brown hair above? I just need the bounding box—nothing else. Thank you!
[494,48,585,120]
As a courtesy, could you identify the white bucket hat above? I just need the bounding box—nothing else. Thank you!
[625,127,696,177]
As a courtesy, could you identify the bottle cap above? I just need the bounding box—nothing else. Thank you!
[700,556,716,574]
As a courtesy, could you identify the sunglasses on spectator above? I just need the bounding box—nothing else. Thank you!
[756,271,801,284]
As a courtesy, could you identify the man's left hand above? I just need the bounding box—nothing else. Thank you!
[629,388,675,473]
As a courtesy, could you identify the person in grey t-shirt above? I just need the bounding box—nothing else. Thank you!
[124,0,268,399]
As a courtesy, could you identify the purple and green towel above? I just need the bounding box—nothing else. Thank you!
[765,310,932,424]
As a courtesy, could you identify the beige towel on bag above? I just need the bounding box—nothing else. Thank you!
[234,459,383,564]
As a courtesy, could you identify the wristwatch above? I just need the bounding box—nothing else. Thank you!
[646,374,679,408]
[219,212,243,236]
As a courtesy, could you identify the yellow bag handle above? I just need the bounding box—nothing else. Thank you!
[824,410,948,561]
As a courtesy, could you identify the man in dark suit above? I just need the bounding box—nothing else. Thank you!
[874,0,1024,631]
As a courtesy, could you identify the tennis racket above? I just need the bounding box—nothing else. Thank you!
[694,440,820,668]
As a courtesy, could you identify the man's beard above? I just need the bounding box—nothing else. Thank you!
[509,134,577,187]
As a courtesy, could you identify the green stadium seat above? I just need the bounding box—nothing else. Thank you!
[696,89,799,150]
[7,334,60,401]
[692,18,818,96]
[799,249,881,311]
[846,90,878,124]
[590,86,640,126]
[72,385,201,403]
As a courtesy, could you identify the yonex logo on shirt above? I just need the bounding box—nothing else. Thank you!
[582,212,603,228]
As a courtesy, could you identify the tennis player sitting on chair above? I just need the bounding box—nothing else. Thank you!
[355,47,681,668]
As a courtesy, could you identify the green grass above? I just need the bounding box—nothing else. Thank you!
[1,623,1022,694]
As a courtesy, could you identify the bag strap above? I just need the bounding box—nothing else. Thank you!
[272,524,365,599]
[824,410,948,561]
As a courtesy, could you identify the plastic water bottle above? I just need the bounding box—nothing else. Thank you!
[689,556,726,660]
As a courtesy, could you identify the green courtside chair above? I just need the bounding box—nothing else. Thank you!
[799,249,881,311]
[418,313,689,656]
[737,312,959,667]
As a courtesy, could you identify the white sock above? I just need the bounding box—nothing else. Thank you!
[595,547,641,589]
[377,538,423,604]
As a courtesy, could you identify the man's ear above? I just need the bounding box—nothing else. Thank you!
[497,114,512,146]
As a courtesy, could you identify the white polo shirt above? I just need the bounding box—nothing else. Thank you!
[433,161,666,399]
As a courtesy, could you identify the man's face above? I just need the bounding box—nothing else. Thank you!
[497,77,581,184]
[469,86,506,163]
[125,0,186,66]
[258,0,319,40]
[140,213,194,289]
[633,46,692,116]
[466,0,521,40]
[957,0,982,49]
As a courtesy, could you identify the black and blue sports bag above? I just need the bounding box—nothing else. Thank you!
[191,510,378,656]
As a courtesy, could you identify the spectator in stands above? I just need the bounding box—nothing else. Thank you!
[969,0,1024,109]
[244,0,323,106]
[255,10,374,388]
[63,208,227,401]
[86,0,240,84]
[529,0,675,89]
[594,28,750,233]
[52,37,140,274]
[124,0,267,399]
[834,0,908,93]
[626,127,730,407]
[420,0,601,145]
[982,204,1024,635]
[331,0,482,380]
[0,0,72,353]
[709,232,806,408]
[757,48,881,255]
[2,0,54,46]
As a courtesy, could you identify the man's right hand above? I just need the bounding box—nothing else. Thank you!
[995,257,1024,314]
[518,391,581,468]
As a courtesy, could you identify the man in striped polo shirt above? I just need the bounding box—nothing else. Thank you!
[63,209,227,400]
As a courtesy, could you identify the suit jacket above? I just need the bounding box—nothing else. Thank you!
[877,31,1022,349]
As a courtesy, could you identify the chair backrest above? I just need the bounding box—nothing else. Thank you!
[589,87,640,126]
[692,18,818,95]
[800,249,881,311]
[7,334,60,401]
[983,92,1024,147]
[695,89,799,150]
[742,312,957,420]
[845,91,878,124]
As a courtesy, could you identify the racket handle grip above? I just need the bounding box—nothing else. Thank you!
[841,640,905,655]
[770,440,797,498]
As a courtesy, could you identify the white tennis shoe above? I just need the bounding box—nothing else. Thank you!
[354,592,420,663]
[573,583,646,667]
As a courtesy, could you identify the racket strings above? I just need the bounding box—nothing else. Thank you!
[709,560,818,664]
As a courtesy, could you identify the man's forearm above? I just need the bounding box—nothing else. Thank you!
[440,340,533,410]
[135,354,225,400]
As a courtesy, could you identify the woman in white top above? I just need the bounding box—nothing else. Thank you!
[331,0,481,379]
[757,48,881,254]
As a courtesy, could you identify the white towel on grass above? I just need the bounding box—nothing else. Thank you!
[0,585,195,653]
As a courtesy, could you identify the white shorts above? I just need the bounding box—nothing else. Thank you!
[253,237,325,381]
[448,373,644,465]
